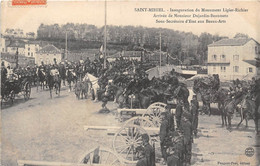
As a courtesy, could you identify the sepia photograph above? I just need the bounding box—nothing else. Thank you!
[0,0,260,166]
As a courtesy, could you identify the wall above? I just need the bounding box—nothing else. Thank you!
[25,44,40,58]
[6,47,25,55]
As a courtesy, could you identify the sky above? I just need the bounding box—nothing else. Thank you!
[1,0,260,41]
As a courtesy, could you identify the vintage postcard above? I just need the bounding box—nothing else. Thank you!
[1,0,260,166]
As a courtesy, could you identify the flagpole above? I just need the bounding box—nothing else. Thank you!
[103,0,107,69]
[65,31,67,59]
[159,32,161,78]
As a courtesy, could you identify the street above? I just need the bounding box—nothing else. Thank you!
[1,86,259,166]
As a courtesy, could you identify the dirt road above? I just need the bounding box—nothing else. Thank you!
[1,86,259,165]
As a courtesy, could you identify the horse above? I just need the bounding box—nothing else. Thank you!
[47,69,61,99]
[224,94,245,129]
[74,78,89,100]
[66,69,77,92]
[36,68,47,91]
[237,95,256,129]
[84,73,100,102]
[213,88,230,126]
[173,83,190,105]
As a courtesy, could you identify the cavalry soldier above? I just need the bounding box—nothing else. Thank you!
[181,117,192,165]
[160,112,169,164]
[191,95,199,137]
[136,134,155,166]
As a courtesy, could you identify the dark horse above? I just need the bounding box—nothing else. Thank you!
[37,68,47,91]
[213,88,230,126]
[46,70,61,99]
[173,83,190,104]
[237,94,257,130]
[66,69,77,92]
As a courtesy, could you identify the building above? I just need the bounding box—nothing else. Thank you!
[122,51,143,61]
[1,53,35,68]
[0,35,11,53]
[208,38,260,81]
[6,39,25,55]
[35,44,64,65]
[24,41,47,58]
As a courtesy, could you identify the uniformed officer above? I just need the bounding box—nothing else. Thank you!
[166,105,175,132]
[160,112,169,164]
[175,99,183,129]
[166,130,184,166]
[136,134,156,166]
[180,117,192,165]
[191,95,199,137]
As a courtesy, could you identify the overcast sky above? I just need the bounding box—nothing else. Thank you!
[1,0,260,41]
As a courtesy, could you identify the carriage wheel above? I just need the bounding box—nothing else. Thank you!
[148,102,167,109]
[123,117,155,128]
[9,90,15,105]
[23,82,31,100]
[142,105,166,127]
[113,124,149,164]
[78,146,123,165]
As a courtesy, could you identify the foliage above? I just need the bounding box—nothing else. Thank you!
[36,23,229,65]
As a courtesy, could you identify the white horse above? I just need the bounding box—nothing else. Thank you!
[84,73,100,102]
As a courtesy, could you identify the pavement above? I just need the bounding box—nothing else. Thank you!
[1,86,259,166]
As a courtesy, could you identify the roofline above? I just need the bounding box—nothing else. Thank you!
[208,38,260,47]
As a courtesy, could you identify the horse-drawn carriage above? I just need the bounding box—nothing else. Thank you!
[1,76,31,105]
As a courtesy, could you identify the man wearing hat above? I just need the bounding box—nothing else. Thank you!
[136,134,155,166]
[191,95,199,137]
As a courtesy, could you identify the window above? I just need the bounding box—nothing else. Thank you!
[28,52,30,56]
[233,55,239,61]
[28,47,30,51]
[221,55,226,62]
[255,46,258,54]
[248,67,253,73]
[233,66,239,72]
[31,53,33,57]
[212,55,217,61]
[221,66,226,72]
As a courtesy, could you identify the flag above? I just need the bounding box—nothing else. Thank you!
[100,45,103,53]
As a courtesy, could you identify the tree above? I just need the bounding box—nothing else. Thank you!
[234,33,249,38]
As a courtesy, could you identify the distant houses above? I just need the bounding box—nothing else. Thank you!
[35,45,64,65]
[6,39,26,55]
[207,37,260,80]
